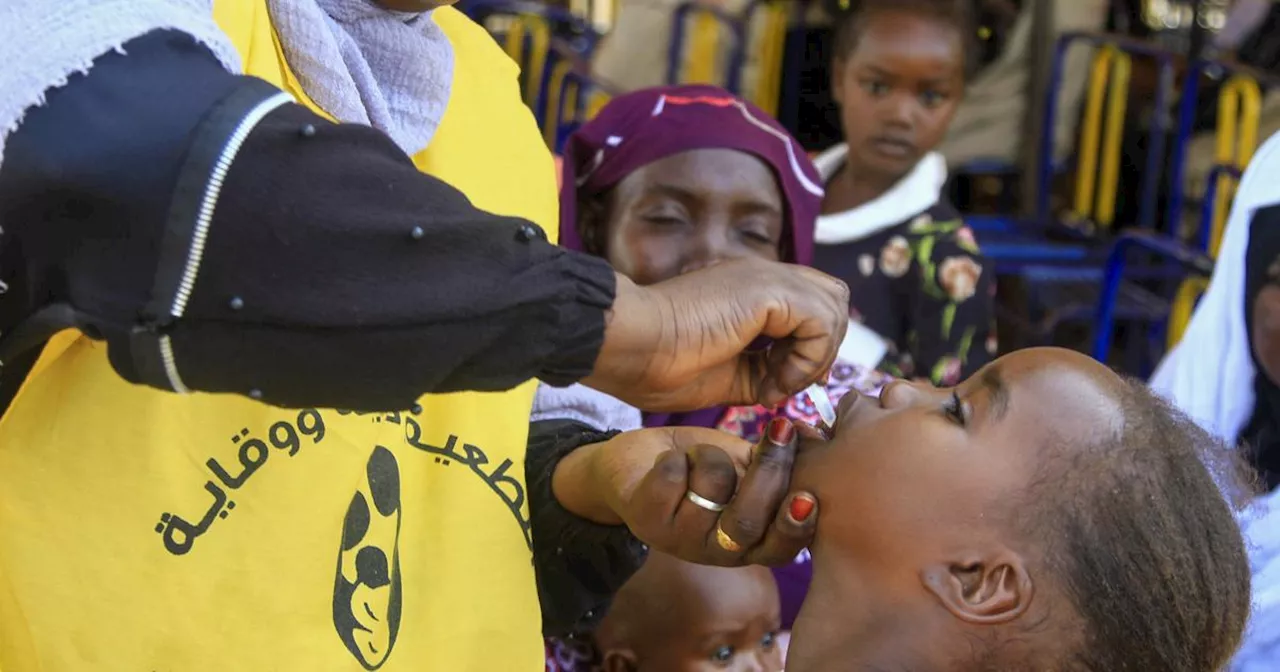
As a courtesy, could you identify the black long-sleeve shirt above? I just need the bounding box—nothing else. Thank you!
[0,29,616,413]
[0,30,640,637]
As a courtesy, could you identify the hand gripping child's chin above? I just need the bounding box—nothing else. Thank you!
[781,347,1252,671]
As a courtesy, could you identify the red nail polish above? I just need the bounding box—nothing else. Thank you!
[767,417,795,445]
[789,495,816,522]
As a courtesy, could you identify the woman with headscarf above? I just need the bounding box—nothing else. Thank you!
[0,2,851,670]
[1151,128,1280,489]
[538,87,891,670]
[1154,127,1280,672]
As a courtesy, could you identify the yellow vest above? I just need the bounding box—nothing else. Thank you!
[0,4,557,671]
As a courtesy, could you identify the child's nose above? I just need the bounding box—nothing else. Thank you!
[736,653,769,672]
[880,92,916,129]
[879,378,932,410]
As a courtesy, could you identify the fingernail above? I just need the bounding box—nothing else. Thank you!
[789,494,816,522]
[767,417,796,445]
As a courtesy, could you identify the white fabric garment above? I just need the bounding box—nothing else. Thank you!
[0,0,240,168]
[1150,130,1280,444]
[811,144,948,245]
[1232,487,1280,670]
[530,383,643,432]
[266,0,454,156]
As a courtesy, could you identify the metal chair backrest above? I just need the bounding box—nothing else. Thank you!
[665,3,747,92]
[741,0,789,116]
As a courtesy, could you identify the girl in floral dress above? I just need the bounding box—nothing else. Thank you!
[814,0,996,386]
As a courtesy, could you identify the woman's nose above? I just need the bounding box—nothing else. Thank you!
[679,254,728,275]
[679,229,742,275]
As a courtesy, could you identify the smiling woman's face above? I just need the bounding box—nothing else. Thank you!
[785,348,1125,670]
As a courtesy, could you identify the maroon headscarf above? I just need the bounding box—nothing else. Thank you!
[558,84,822,265]
[557,84,824,428]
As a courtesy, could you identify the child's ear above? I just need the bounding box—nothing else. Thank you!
[601,648,639,672]
[920,549,1033,625]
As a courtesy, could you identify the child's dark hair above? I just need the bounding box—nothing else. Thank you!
[1006,378,1254,670]
[831,0,978,77]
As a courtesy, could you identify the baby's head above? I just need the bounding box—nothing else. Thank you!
[788,347,1253,670]
[597,552,784,672]
[559,85,823,286]
[832,0,970,187]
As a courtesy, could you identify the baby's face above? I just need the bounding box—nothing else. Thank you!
[603,557,784,672]
[786,348,1124,670]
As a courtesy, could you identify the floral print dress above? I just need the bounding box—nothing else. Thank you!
[812,203,997,386]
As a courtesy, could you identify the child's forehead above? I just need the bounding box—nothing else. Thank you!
[854,10,964,53]
[993,349,1125,403]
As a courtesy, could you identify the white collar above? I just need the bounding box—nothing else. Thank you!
[812,144,948,245]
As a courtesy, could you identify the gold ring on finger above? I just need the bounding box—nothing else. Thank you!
[715,522,743,553]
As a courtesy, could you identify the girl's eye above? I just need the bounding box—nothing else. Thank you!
[710,645,734,663]
[862,80,889,96]
[761,631,777,649]
[920,90,948,107]
[945,391,968,426]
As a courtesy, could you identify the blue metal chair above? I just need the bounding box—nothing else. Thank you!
[972,33,1181,266]
[1092,60,1273,370]
[544,46,619,150]
[977,33,1185,354]
[461,0,603,142]
[1091,231,1213,369]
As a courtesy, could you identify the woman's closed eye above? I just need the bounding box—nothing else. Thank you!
[737,223,778,246]
[642,212,690,229]
[944,391,969,426]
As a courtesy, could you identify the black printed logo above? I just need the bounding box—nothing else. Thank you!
[333,446,403,670]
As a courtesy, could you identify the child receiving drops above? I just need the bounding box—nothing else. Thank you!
[815,0,995,386]
[786,347,1253,671]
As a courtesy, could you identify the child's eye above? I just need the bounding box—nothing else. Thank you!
[944,391,968,426]
[710,644,735,663]
[861,80,889,96]
[761,631,777,649]
[920,90,948,108]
